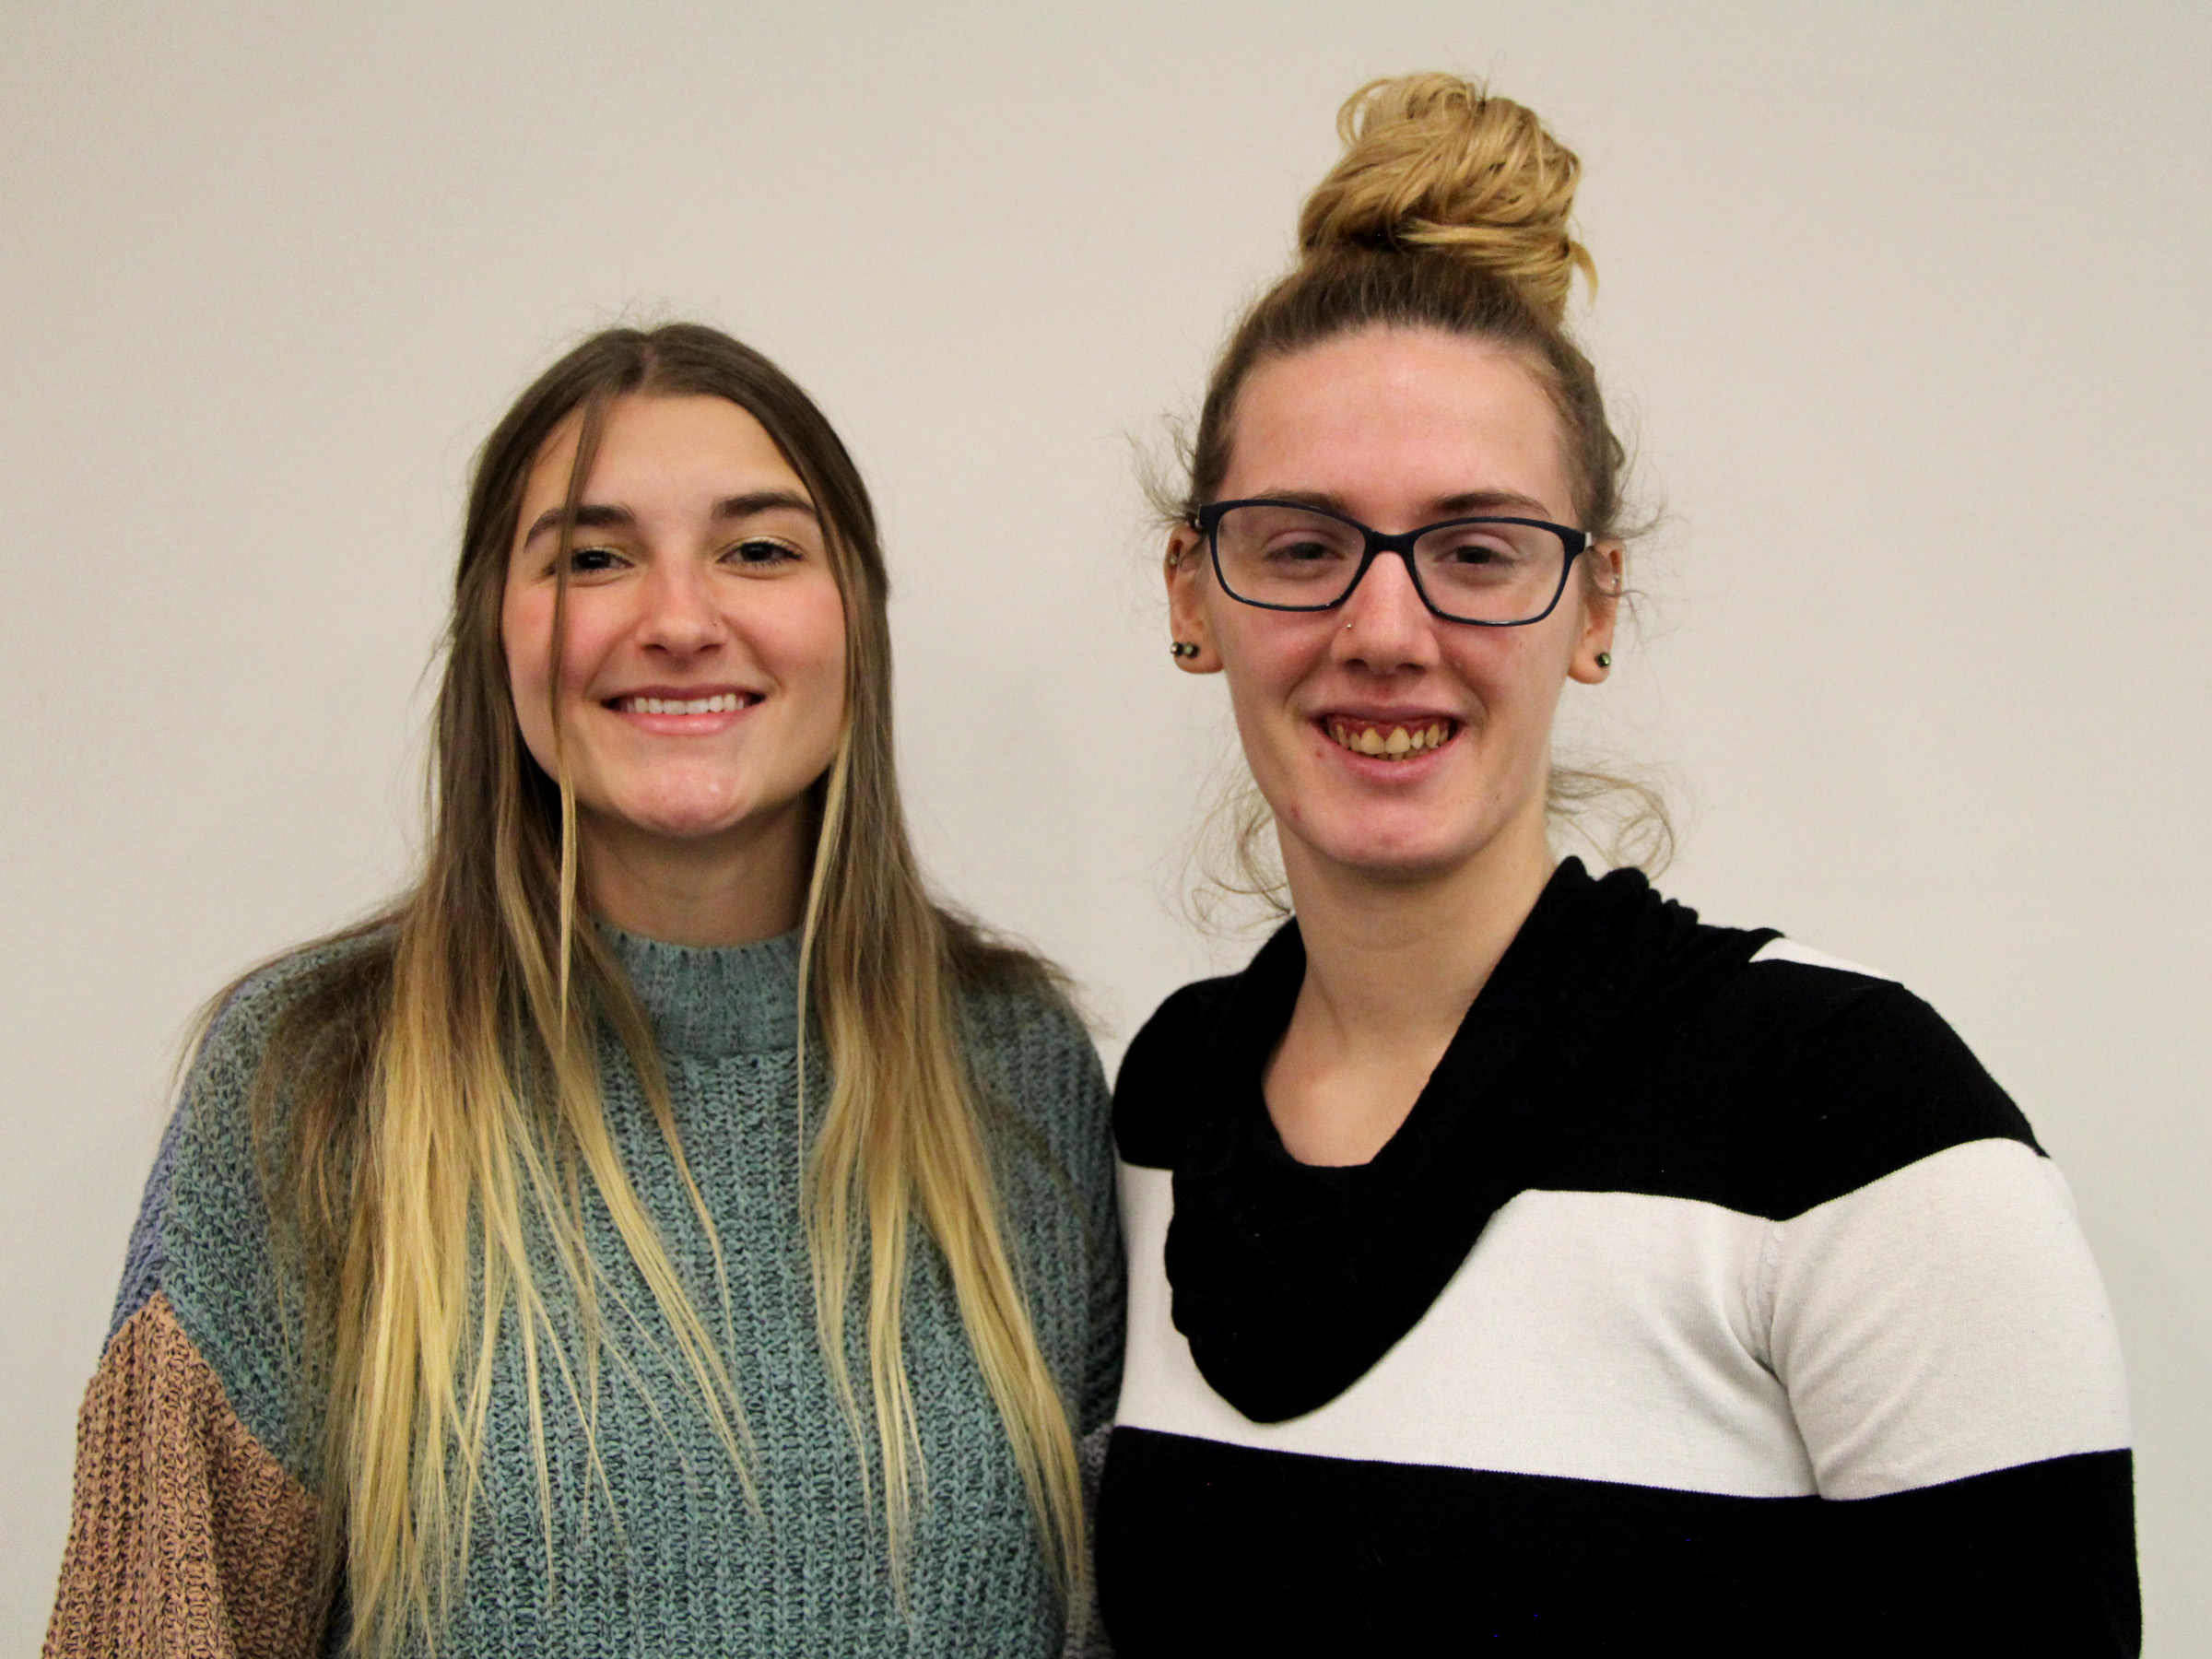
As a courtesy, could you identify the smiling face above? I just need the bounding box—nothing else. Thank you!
[1168,325,1619,890]
[501,393,848,889]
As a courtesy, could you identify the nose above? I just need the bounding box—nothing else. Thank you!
[1333,549,1439,673]
[637,560,728,658]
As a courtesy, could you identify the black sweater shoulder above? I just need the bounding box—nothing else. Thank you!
[1569,955,2044,1219]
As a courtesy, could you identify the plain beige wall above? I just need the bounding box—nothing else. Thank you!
[4,1,2206,1649]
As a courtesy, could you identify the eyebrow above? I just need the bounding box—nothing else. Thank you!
[713,489,818,523]
[1253,487,1557,521]
[521,489,819,548]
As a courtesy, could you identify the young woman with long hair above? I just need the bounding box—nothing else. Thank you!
[44,324,1121,1658]
[1100,76,2136,1653]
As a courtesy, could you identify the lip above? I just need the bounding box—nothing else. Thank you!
[603,683,764,737]
[1319,705,1463,726]
[1312,708,1464,772]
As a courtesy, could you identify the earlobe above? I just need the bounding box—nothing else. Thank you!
[1167,629,1220,674]
[1164,524,1221,674]
[1568,647,1613,686]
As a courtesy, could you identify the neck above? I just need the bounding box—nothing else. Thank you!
[1279,798,1555,1072]
[579,803,812,947]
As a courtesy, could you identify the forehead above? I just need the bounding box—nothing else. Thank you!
[521,394,807,509]
[1225,327,1571,519]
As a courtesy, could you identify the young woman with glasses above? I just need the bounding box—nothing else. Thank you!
[1100,76,2136,1653]
[44,324,1122,1658]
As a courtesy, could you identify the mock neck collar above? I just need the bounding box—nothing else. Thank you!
[598,924,804,1059]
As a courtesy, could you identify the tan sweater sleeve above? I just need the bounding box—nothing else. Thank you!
[44,1291,324,1659]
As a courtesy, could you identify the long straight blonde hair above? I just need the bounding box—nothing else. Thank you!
[241,324,1084,1653]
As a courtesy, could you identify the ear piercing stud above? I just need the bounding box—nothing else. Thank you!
[1595,652,1613,668]
[1170,641,1200,659]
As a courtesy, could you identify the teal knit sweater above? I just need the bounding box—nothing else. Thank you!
[73,926,1124,1658]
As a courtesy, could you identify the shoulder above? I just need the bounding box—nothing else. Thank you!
[944,918,1102,1110]
[191,929,389,1083]
[1740,949,2128,1493]
[1651,935,2040,1219]
[959,977,1114,1175]
[1113,973,1241,1170]
[960,977,1102,1095]
[170,929,391,1171]
[144,931,386,1182]
[151,931,386,1217]
[111,929,385,1472]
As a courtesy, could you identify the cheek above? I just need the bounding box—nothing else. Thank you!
[504,583,629,703]
[752,582,851,735]
[1449,631,1571,735]
[500,582,551,698]
[1218,630,1334,791]
[1207,585,1287,682]
[498,582,559,776]
[500,585,560,763]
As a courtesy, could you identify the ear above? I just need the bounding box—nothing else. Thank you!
[1164,524,1223,674]
[1567,540,1624,685]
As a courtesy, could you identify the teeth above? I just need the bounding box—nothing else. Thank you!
[622,693,744,715]
[1328,718,1454,759]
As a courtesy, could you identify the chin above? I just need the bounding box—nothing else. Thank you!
[639,810,754,842]
[1284,817,1484,884]
[597,782,760,843]
[1336,844,1482,884]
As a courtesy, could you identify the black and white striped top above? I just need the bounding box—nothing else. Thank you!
[1097,860,2136,1654]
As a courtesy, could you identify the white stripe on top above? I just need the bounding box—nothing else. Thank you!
[1750,935,1894,979]
[1116,1138,2127,1499]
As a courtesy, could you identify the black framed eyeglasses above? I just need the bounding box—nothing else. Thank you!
[1194,499,1594,627]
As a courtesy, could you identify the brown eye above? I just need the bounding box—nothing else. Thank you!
[560,546,624,575]
[726,537,804,571]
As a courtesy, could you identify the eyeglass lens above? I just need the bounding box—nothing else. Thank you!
[1212,504,1570,624]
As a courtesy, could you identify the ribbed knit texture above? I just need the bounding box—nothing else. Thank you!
[114,925,1124,1657]
[46,1293,323,1659]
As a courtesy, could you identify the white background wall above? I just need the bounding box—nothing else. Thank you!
[3,2,2205,1649]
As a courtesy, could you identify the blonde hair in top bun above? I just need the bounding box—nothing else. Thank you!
[1300,73,1596,327]
[1175,70,1621,547]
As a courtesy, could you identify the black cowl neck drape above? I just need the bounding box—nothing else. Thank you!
[1164,858,1773,1423]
